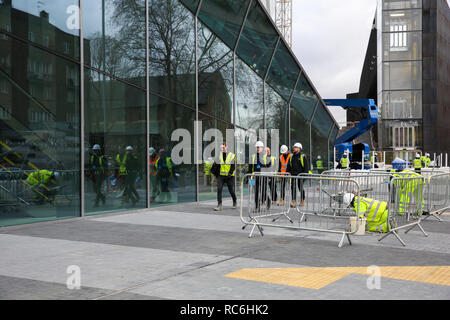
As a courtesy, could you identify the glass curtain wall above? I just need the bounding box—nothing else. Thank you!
[0,0,338,227]
[0,0,80,227]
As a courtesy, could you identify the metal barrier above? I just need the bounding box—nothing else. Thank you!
[422,173,450,222]
[240,173,362,248]
[379,175,427,246]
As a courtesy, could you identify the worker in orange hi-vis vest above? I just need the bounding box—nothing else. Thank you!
[278,145,291,206]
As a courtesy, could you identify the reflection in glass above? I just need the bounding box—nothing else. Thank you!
[0,36,80,226]
[198,21,233,123]
[265,84,288,151]
[383,61,422,90]
[266,41,299,102]
[197,0,250,50]
[179,0,200,14]
[1,0,80,59]
[148,0,195,107]
[236,1,279,78]
[290,74,318,121]
[312,104,333,137]
[290,106,310,155]
[149,95,196,206]
[235,58,263,130]
[84,68,147,215]
[83,0,146,88]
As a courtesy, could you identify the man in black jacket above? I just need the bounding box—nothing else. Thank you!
[213,142,237,211]
[287,142,310,207]
[248,141,270,210]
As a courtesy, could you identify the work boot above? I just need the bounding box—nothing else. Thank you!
[279,199,285,206]
[214,204,223,211]
[300,199,306,207]
[290,200,296,208]
[232,202,238,209]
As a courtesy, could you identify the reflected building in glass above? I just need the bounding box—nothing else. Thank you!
[0,0,337,227]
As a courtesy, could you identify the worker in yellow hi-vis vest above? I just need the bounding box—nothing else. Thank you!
[392,169,424,216]
[343,193,390,233]
[214,142,237,211]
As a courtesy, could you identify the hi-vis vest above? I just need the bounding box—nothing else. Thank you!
[90,155,105,171]
[353,196,389,233]
[392,170,424,214]
[26,170,53,186]
[116,153,128,175]
[316,160,324,170]
[289,153,312,174]
[413,158,422,168]
[280,153,291,174]
[220,153,235,176]
[340,157,348,168]
[149,156,159,177]
[263,154,276,167]
[156,157,173,176]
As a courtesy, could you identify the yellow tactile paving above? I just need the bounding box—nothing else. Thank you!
[225,266,450,290]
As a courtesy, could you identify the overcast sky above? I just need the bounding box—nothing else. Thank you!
[291,0,378,127]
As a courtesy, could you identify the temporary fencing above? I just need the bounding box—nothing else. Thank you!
[240,172,362,248]
[422,173,450,222]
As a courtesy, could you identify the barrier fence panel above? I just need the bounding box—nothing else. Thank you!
[422,173,450,222]
[378,175,427,246]
[240,173,362,248]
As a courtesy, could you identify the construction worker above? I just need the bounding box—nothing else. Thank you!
[425,153,431,168]
[340,152,349,169]
[343,193,390,233]
[316,155,324,174]
[214,142,237,211]
[89,144,107,207]
[262,147,278,206]
[287,142,310,207]
[26,169,59,203]
[122,146,140,206]
[370,153,379,168]
[156,149,173,203]
[149,147,160,202]
[115,145,128,191]
[413,153,422,173]
[278,145,291,206]
[248,141,270,210]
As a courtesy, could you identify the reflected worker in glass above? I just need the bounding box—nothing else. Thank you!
[156,149,173,203]
[122,146,140,206]
[213,142,237,211]
[149,147,160,202]
[89,144,107,207]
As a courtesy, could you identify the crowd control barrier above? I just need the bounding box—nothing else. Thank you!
[240,173,362,248]
[422,173,450,222]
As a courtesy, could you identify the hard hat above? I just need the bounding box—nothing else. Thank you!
[255,141,264,148]
[293,143,302,149]
[426,153,430,156]
[416,153,421,158]
[92,144,101,150]
[343,193,355,207]
[280,145,288,154]
[317,155,321,159]
[126,146,133,151]
[343,153,348,157]
[53,172,60,178]
[149,147,155,155]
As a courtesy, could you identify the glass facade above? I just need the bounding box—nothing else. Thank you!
[377,0,423,151]
[0,0,337,227]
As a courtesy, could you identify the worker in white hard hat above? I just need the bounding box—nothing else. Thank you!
[343,193,390,233]
[249,141,270,211]
[261,147,278,207]
[89,143,107,207]
[316,155,324,174]
[287,142,310,207]
[278,145,291,206]
[424,153,431,168]
[413,153,422,173]
[122,145,140,206]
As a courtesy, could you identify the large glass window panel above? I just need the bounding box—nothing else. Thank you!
[235,1,279,78]
[198,21,233,123]
[179,0,200,14]
[290,106,310,157]
[382,9,422,32]
[148,0,195,107]
[266,41,299,102]
[149,95,196,206]
[311,128,328,173]
[83,0,146,88]
[383,31,422,61]
[1,0,80,59]
[382,61,422,90]
[383,0,422,10]
[382,90,422,119]
[235,126,249,197]
[0,37,80,227]
[290,74,318,121]
[197,0,250,50]
[84,68,147,215]
[312,104,333,137]
[265,84,288,151]
[235,57,263,130]
[198,114,233,201]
